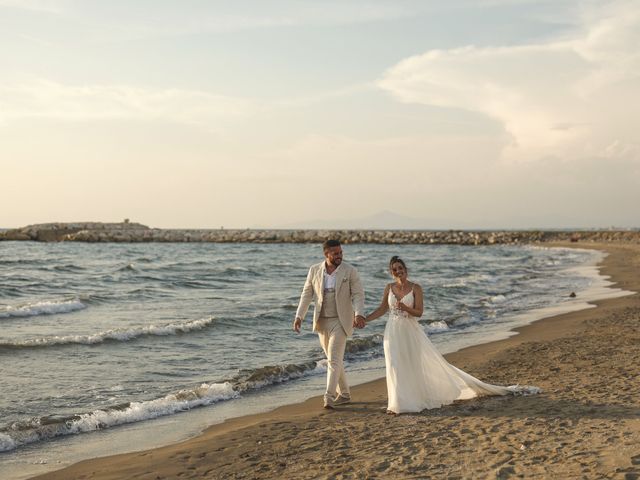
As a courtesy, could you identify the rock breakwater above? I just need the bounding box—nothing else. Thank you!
[1,222,639,245]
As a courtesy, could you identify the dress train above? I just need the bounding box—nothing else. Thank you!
[384,290,539,413]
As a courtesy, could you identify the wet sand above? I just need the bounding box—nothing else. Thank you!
[32,242,640,479]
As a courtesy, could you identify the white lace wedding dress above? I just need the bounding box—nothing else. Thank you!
[384,289,539,413]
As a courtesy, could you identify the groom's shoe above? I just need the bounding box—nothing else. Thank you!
[323,396,335,409]
[333,394,351,406]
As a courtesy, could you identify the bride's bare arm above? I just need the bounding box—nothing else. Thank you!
[365,284,391,323]
[397,283,424,317]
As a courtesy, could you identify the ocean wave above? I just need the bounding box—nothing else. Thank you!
[215,266,262,279]
[0,299,87,319]
[147,260,209,271]
[0,259,41,266]
[0,324,445,452]
[488,294,507,304]
[126,286,177,299]
[0,382,237,453]
[0,287,24,297]
[426,320,450,333]
[0,432,17,451]
[135,257,155,263]
[171,280,212,289]
[77,293,113,305]
[130,274,166,282]
[345,334,383,355]
[373,270,390,279]
[450,315,479,327]
[52,264,85,273]
[232,337,383,391]
[0,357,330,452]
[0,317,214,349]
[232,359,325,391]
[116,263,137,272]
[224,266,250,273]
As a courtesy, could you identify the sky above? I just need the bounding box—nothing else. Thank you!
[1,0,639,229]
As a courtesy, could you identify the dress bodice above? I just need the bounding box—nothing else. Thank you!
[388,288,415,319]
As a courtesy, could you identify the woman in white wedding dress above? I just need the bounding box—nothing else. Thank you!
[365,256,538,414]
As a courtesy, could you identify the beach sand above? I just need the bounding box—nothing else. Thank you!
[32,242,640,479]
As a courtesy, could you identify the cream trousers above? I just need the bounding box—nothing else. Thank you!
[317,316,349,400]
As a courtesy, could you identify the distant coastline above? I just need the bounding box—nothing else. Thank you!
[1,221,639,245]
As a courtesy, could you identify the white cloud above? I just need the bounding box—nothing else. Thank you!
[0,80,257,129]
[377,0,640,164]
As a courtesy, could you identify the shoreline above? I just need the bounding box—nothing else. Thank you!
[28,242,640,479]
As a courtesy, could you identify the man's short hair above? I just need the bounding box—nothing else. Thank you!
[322,239,341,252]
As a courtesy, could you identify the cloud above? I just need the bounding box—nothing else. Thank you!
[0,80,257,129]
[377,0,640,164]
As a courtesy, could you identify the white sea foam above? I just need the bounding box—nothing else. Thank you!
[72,382,237,431]
[234,359,331,391]
[2,317,214,348]
[315,359,328,372]
[0,433,17,451]
[0,382,237,452]
[426,321,450,333]
[309,360,331,377]
[0,299,87,319]
[489,294,507,304]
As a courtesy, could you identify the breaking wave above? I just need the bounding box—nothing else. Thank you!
[426,320,450,333]
[0,317,214,349]
[0,333,387,452]
[0,357,331,452]
[0,382,237,452]
[0,299,87,319]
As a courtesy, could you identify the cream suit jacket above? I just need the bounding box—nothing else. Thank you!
[295,261,365,337]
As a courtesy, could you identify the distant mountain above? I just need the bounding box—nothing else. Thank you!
[280,210,450,230]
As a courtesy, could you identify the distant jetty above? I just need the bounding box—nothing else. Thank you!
[1,222,639,245]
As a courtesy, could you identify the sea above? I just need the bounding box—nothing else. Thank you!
[0,241,632,479]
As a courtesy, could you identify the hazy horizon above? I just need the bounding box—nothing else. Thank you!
[1,1,639,229]
[1,208,637,231]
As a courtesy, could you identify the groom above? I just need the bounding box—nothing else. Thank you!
[293,239,366,409]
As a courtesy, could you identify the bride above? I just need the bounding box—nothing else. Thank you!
[365,255,538,414]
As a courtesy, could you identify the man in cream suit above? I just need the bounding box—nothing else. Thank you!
[293,239,365,409]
